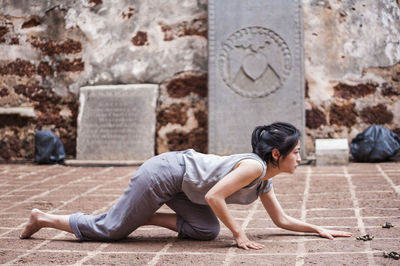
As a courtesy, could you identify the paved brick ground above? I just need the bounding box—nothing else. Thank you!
[0,162,399,265]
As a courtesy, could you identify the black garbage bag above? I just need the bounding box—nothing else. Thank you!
[350,126,400,162]
[34,130,66,164]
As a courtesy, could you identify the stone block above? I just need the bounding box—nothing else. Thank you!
[315,138,349,166]
[0,107,35,117]
[76,84,158,161]
[208,0,305,155]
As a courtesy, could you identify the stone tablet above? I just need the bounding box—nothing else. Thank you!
[208,0,305,155]
[315,139,349,166]
[77,84,158,161]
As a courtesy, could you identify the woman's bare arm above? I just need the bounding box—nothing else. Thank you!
[205,159,264,250]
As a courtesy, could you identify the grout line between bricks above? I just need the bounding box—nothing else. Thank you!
[4,168,136,265]
[343,166,375,266]
[376,165,400,195]
[0,225,393,236]
[0,168,10,176]
[17,164,58,180]
[146,240,176,266]
[71,243,110,266]
[222,199,259,266]
[3,205,393,214]
[343,167,366,235]
[0,166,77,199]
[2,235,397,244]
[295,166,311,266]
[0,248,387,256]
[0,164,30,175]
[304,190,394,195]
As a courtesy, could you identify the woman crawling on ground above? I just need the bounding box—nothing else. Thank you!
[20,122,352,250]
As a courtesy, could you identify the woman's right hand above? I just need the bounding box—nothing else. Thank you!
[234,231,264,250]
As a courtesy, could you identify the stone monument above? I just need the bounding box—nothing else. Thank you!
[208,0,305,155]
[76,84,158,163]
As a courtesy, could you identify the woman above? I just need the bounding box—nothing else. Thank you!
[20,122,352,250]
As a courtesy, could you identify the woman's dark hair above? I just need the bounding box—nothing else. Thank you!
[251,122,301,167]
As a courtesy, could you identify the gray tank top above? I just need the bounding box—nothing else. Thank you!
[181,149,273,205]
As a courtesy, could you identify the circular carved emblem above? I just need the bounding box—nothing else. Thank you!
[218,26,292,98]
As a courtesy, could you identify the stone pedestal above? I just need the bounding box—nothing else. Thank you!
[208,0,305,155]
[315,139,349,166]
[76,84,158,162]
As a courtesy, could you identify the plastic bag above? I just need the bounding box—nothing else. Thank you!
[350,126,400,162]
[34,130,66,164]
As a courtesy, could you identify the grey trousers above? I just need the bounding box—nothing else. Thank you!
[69,152,220,241]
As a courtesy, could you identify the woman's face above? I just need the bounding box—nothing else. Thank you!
[279,142,301,173]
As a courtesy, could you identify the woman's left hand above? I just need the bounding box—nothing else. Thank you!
[317,228,352,240]
[233,230,264,250]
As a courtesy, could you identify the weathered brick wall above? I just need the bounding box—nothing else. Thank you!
[0,0,399,161]
[0,7,83,160]
[156,71,207,154]
[303,0,400,153]
[0,0,207,161]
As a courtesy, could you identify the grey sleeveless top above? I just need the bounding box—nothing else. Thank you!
[181,149,273,205]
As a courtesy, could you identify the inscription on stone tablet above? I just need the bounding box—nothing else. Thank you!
[77,85,158,161]
[83,99,136,150]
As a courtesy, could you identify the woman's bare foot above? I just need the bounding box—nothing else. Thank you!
[20,209,45,239]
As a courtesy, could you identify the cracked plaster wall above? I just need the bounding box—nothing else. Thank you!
[0,0,399,160]
[304,0,400,153]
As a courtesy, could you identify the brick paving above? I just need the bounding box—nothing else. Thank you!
[0,162,399,265]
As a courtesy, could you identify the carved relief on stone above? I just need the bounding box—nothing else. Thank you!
[218,26,292,98]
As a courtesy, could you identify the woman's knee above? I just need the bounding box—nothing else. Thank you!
[180,222,220,241]
[199,223,220,240]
